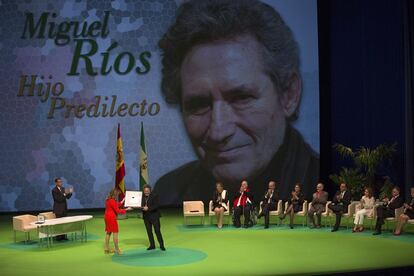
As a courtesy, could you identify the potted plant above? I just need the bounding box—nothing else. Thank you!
[329,143,396,199]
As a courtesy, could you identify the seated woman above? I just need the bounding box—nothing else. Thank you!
[393,187,414,236]
[212,182,228,228]
[104,188,132,255]
[352,187,375,232]
[280,183,304,229]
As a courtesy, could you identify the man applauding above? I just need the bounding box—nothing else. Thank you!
[258,181,278,228]
[373,186,404,235]
[51,177,73,241]
[328,183,352,232]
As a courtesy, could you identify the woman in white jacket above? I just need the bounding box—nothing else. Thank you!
[212,182,228,228]
[353,187,375,232]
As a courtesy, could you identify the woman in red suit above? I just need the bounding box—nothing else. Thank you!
[104,188,131,255]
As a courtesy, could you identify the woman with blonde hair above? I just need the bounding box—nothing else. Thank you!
[352,187,375,232]
[104,188,131,254]
[212,182,228,228]
[393,187,414,236]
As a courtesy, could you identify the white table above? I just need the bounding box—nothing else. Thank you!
[31,215,93,248]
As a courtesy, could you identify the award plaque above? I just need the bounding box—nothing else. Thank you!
[124,191,142,207]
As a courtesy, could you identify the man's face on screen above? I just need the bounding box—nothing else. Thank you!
[180,35,287,184]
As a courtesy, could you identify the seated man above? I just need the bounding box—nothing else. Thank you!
[233,181,254,228]
[308,183,328,228]
[328,183,352,232]
[373,186,404,235]
[258,181,278,228]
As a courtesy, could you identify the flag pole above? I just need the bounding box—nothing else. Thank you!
[116,123,127,219]
[138,122,149,218]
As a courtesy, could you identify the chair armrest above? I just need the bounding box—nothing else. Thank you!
[277,200,282,211]
[347,201,358,215]
[302,200,308,213]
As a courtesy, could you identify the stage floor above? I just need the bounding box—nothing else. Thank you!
[1,209,414,275]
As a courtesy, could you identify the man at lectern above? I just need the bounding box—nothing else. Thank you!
[141,184,165,251]
[51,177,73,240]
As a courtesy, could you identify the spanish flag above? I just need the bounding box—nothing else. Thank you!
[115,124,126,199]
[139,122,149,190]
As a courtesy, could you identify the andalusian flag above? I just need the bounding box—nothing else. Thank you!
[139,122,149,190]
[115,124,126,199]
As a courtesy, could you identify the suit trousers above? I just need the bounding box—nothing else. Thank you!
[144,217,164,247]
[308,204,325,226]
[233,205,251,227]
[375,206,395,231]
[261,202,277,227]
[329,203,347,228]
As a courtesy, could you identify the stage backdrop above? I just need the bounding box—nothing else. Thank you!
[0,0,319,211]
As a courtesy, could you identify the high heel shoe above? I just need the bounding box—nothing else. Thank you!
[114,249,123,255]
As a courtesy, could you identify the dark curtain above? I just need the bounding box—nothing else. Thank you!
[403,0,414,197]
[319,0,407,197]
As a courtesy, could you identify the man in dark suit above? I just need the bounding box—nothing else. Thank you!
[328,183,352,232]
[51,177,72,240]
[141,184,165,251]
[373,186,404,235]
[257,181,279,228]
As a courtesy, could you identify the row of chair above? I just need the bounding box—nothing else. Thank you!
[12,211,56,242]
[183,200,414,230]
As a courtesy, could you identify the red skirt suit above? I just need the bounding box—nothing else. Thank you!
[104,198,126,233]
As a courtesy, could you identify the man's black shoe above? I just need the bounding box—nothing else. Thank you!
[147,246,155,250]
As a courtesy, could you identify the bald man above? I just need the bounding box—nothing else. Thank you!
[258,181,279,228]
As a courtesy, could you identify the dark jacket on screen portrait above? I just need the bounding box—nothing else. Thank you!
[154,125,319,206]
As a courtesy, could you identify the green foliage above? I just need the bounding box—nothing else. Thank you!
[333,144,355,158]
[331,143,396,198]
[353,143,396,179]
[379,176,394,200]
[329,168,366,200]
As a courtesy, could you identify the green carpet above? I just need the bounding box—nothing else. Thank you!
[1,209,414,275]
